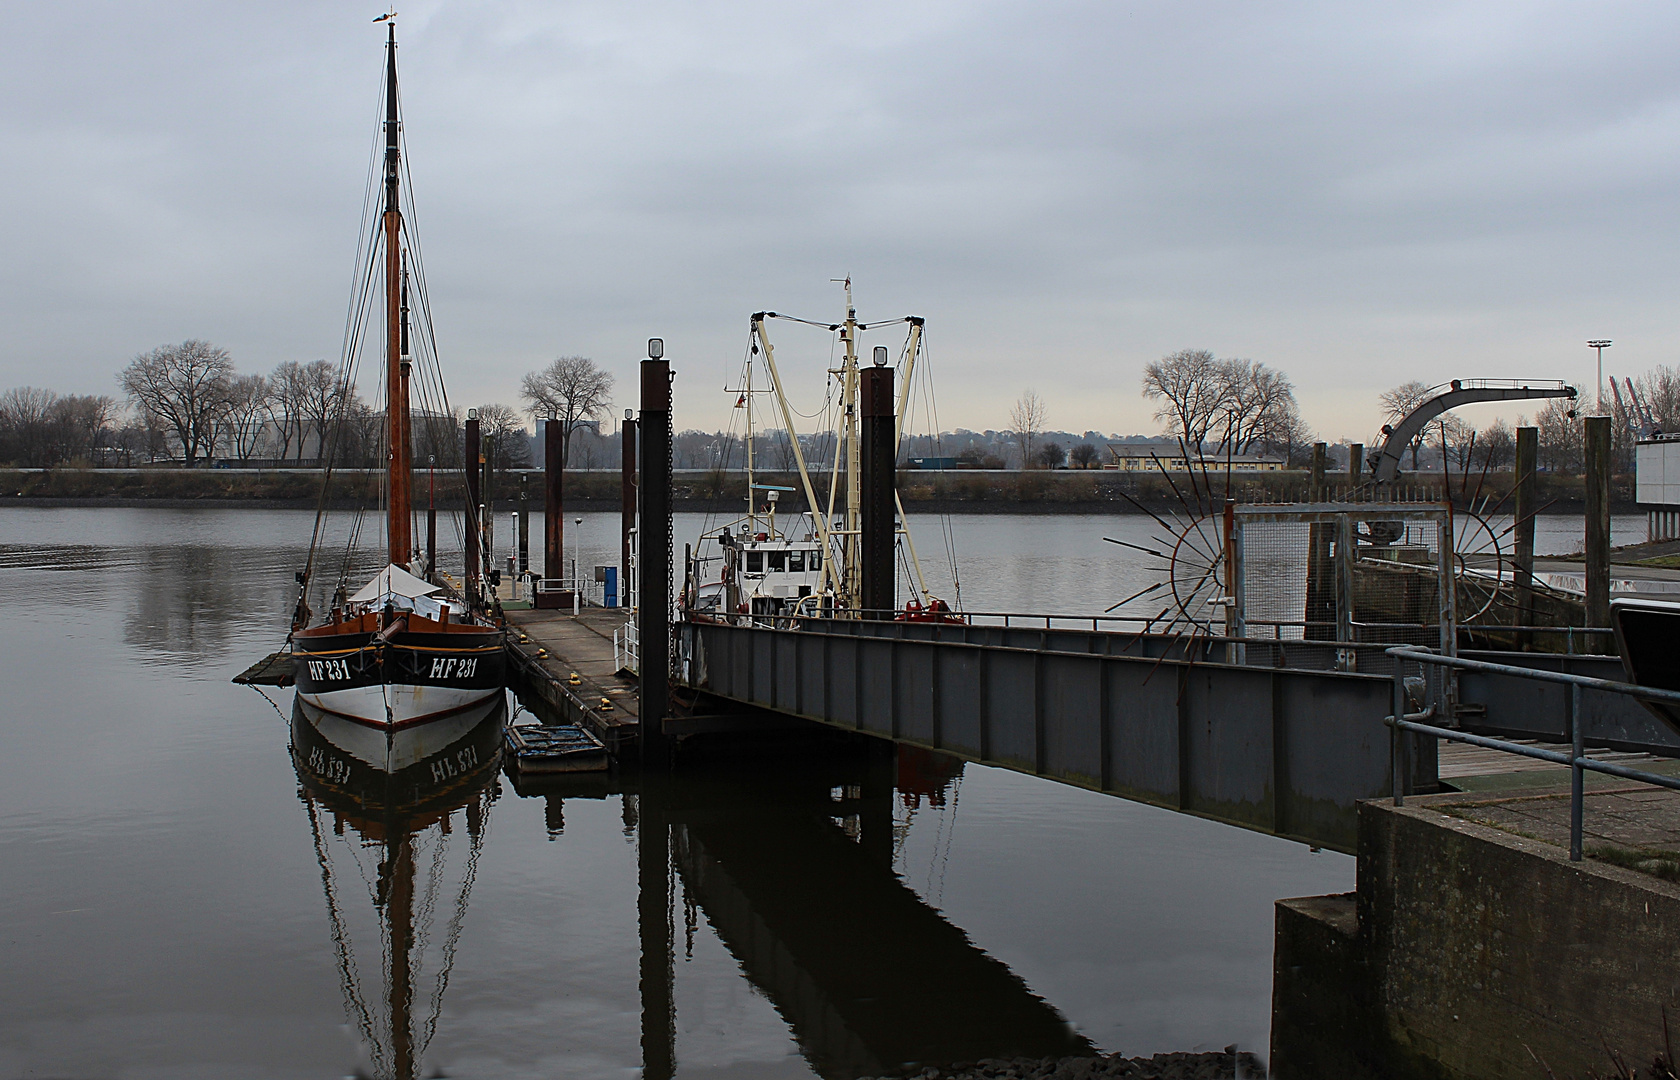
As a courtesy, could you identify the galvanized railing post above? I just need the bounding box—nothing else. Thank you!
[1571,681,1585,861]
[1392,661,1406,806]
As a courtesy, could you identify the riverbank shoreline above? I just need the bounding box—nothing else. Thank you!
[0,467,1637,514]
[0,495,1628,515]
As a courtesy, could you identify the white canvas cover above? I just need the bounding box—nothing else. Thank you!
[347,563,443,604]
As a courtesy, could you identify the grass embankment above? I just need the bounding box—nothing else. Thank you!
[0,466,1637,513]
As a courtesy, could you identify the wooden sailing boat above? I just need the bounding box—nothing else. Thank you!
[291,19,505,763]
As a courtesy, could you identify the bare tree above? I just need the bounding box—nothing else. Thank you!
[1143,349,1226,450]
[1379,380,1434,470]
[1430,414,1475,473]
[113,412,169,463]
[1263,403,1318,467]
[1637,366,1680,434]
[768,429,798,472]
[1535,397,1581,473]
[1143,350,1298,456]
[267,361,309,460]
[328,395,381,468]
[415,406,462,470]
[221,374,270,463]
[1070,442,1099,469]
[0,387,58,465]
[520,356,614,467]
[475,403,533,470]
[673,429,714,469]
[120,341,234,465]
[1222,360,1297,453]
[1037,441,1067,469]
[1009,389,1046,469]
[1474,418,1516,472]
[295,361,347,463]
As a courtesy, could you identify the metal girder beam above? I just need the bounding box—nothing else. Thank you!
[675,619,1437,853]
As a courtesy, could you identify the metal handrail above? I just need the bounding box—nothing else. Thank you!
[1384,645,1680,862]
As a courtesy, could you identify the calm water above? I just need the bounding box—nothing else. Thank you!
[0,506,1626,1078]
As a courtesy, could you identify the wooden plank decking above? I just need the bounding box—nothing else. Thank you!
[504,605,640,753]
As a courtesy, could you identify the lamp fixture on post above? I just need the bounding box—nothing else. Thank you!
[1589,340,1612,415]
[573,516,583,616]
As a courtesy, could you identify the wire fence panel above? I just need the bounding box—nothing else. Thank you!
[1234,505,1453,670]
[1238,521,1311,640]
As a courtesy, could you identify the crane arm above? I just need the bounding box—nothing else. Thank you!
[1372,380,1576,482]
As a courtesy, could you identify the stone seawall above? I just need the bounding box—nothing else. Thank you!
[1273,796,1680,1079]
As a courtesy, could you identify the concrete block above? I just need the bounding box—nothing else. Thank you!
[1358,798,1680,1079]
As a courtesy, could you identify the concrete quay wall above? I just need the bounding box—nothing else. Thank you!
[1273,798,1680,1079]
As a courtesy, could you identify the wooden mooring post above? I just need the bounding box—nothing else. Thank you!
[545,414,563,584]
[1514,425,1537,638]
[1585,415,1611,628]
[639,341,672,766]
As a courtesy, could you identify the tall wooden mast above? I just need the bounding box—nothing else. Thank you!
[383,21,413,566]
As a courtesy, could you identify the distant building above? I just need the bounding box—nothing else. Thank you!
[906,457,959,470]
[1637,435,1680,541]
[1104,442,1284,472]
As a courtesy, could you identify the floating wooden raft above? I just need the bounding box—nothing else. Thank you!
[233,651,295,687]
[505,724,609,773]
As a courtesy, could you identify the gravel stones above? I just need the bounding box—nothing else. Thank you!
[857,1049,1267,1080]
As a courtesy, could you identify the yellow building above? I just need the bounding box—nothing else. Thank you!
[1104,443,1285,472]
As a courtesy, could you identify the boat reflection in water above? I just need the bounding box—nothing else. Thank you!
[291,695,505,1080]
[617,741,1094,1080]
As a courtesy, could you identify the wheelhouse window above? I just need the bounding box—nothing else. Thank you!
[768,550,787,572]
[746,551,764,573]
[787,551,805,572]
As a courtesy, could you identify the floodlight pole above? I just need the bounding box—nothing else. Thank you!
[1589,340,1612,415]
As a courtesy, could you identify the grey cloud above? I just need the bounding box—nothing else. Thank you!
[2,0,1677,439]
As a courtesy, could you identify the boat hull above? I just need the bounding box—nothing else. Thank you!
[293,623,506,730]
[1611,596,1680,734]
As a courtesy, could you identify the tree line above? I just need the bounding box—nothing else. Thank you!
[12,336,1673,477]
[0,341,626,471]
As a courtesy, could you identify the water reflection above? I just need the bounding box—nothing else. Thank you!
[290,698,1208,1079]
[291,697,505,1080]
[515,741,1092,1080]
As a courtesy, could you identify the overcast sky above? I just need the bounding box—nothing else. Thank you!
[3,1,1678,441]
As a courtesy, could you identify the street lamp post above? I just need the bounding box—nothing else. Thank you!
[1589,340,1612,414]
[573,516,583,616]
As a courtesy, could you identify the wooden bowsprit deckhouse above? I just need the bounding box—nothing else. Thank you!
[290,17,504,769]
